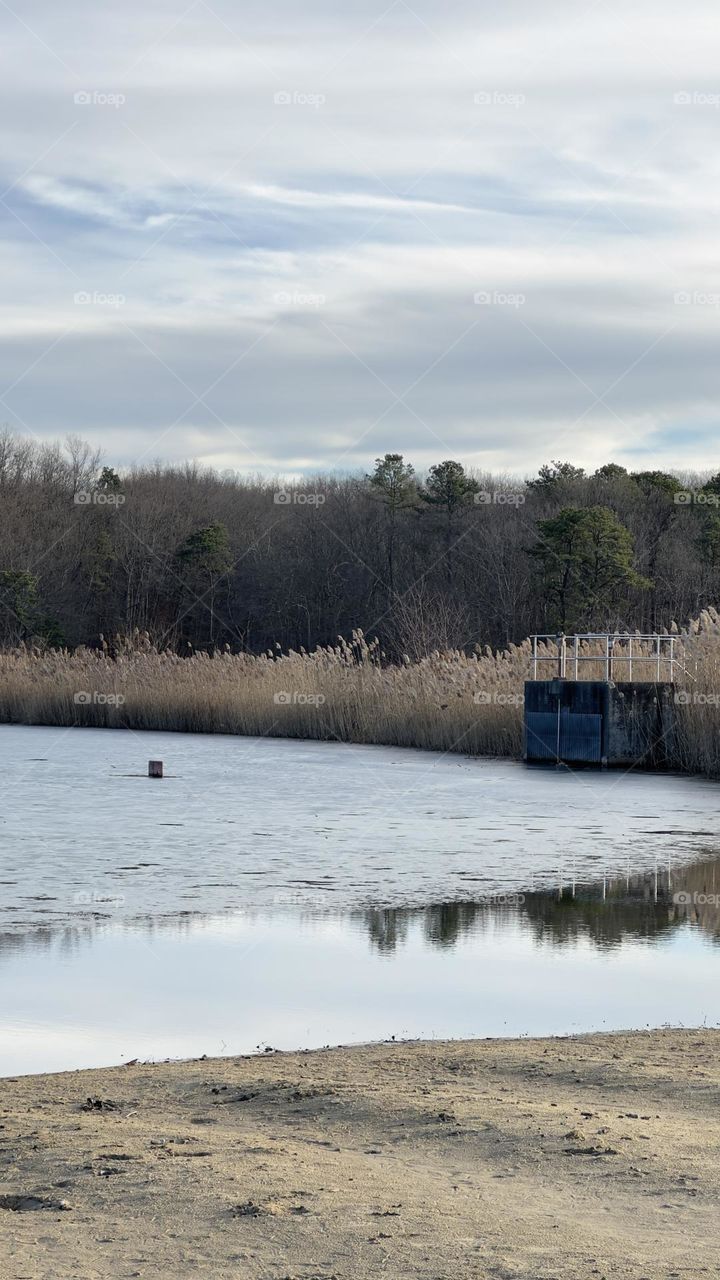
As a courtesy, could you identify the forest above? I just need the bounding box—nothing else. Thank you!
[1,430,719,657]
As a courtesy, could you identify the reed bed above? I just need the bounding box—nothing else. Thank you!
[2,614,720,775]
[0,631,527,758]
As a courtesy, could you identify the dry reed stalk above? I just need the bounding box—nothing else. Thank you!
[1,614,720,775]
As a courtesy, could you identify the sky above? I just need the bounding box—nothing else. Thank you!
[1,0,720,478]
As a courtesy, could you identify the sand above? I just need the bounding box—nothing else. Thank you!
[1,1029,718,1279]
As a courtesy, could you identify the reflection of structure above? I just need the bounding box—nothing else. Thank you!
[529,856,720,946]
[2,858,719,964]
[358,856,720,954]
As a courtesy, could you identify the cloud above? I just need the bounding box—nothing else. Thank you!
[1,0,720,475]
[21,174,133,224]
[242,181,483,216]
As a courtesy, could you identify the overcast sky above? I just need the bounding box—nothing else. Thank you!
[1,0,719,477]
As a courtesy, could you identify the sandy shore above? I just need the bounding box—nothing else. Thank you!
[1,1029,718,1279]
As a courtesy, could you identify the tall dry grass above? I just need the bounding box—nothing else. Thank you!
[0,631,527,757]
[1,613,720,774]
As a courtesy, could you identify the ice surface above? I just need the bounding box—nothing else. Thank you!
[1,724,718,932]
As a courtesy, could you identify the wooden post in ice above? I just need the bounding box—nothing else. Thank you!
[148,760,163,778]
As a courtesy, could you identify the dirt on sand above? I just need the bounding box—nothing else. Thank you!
[1,1029,718,1279]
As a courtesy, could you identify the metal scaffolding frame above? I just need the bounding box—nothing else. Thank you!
[529,633,678,683]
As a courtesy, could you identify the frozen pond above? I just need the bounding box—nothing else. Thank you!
[2,725,720,928]
[1,725,720,1073]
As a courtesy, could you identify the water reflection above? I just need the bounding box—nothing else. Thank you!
[0,912,202,962]
[361,857,720,953]
[4,855,720,1076]
[2,856,720,963]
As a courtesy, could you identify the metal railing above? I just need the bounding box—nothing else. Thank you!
[530,633,678,683]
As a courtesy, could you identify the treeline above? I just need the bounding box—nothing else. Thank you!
[1,433,720,656]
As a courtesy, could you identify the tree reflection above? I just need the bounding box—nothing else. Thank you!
[356,855,720,953]
[2,855,719,962]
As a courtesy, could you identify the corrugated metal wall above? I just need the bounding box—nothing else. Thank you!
[525,709,602,763]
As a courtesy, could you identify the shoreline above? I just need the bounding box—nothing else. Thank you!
[0,716,707,779]
[3,1019,718,1082]
[2,1028,718,1278]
